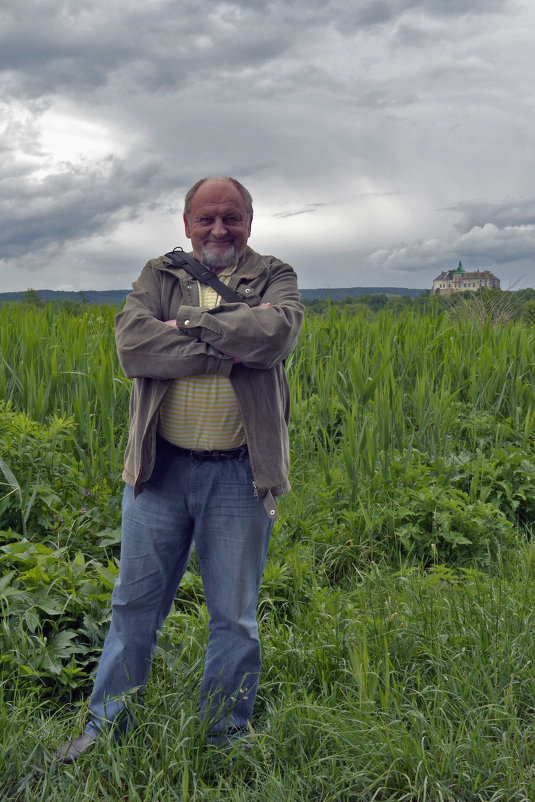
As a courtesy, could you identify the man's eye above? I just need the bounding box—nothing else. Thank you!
[225,218,240,224]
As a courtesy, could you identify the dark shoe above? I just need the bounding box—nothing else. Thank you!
[206,728,253,751]
[54,733,95,764]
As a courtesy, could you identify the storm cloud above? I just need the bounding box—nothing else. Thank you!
[1,0,533,291]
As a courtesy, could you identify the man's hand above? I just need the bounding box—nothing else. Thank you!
[165,302,271,363]
[165,303,269,328]
[164,317,240,364]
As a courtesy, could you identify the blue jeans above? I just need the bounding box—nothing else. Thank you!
[85,438,273,741]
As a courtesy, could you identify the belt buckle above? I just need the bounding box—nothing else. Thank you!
[193,449,220,460]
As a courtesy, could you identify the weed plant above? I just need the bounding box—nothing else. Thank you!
[1,301,535,800]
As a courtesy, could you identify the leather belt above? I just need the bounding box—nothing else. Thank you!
[160,437,248,461]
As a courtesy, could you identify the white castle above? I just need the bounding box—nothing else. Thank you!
[431,261,500,295]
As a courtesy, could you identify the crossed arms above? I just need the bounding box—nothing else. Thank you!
[115,256,303,380]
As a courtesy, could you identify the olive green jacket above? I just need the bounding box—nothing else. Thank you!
[115,246,304,518]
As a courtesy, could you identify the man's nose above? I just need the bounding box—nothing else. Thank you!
[212,218,228,236]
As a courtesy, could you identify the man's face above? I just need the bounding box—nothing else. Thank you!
[184,179,252,271]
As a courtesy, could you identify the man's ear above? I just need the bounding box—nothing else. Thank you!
[183,212,191,238]
[248,213,253,236]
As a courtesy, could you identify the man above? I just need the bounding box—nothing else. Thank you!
[56,176,304,762]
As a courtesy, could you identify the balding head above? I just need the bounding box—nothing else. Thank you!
[184,177,253,221]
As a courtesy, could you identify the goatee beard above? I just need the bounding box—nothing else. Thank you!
[200,244,238,271]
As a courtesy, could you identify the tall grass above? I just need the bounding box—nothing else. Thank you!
[287,307,535,564]
[290,307,535,459]
[1,301,535,800]
[2,302,533,490]
[0,303,129,480]
[1,300,534,559]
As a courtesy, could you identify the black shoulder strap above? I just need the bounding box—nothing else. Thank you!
[163,247,249,304]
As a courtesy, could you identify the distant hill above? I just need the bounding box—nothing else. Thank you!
[0,289,129,305]
[0,287,427,305]
[299,287,426,300]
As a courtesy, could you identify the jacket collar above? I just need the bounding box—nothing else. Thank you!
[155,246,267,283]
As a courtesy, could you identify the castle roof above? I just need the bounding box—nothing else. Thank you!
[433,266,499,282]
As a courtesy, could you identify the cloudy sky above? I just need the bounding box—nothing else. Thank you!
[1,0,534,292]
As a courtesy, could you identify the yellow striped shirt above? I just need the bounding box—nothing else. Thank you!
[158,265,245,449]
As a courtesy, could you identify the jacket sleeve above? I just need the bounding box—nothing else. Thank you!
[175,261,304,369]
[115,263,234,379]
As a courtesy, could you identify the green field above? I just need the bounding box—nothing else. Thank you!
[1,301,535,801]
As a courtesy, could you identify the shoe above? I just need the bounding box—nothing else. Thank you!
[206,728,253,751]
[54,733,96,764]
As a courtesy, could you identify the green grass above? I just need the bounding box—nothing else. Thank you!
[4,552,535,800]
[1,301,535,800]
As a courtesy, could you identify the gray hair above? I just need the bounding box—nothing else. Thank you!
[184,177,253,220]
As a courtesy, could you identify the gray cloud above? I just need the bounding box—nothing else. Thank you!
[0,157,167,258]
[452,199,535,231]
[1,0,508,101]
[273,204,325,218]
[0,0,533,291]
[368,196,535,282]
